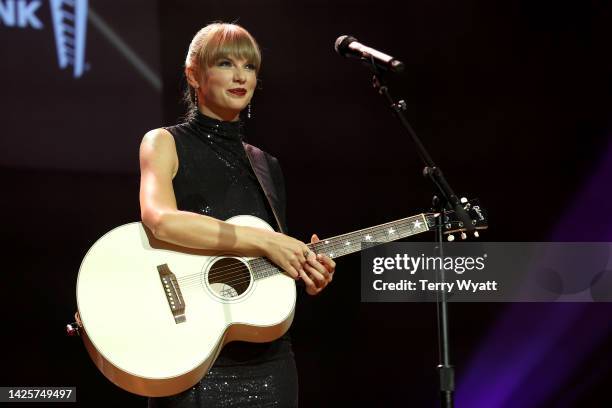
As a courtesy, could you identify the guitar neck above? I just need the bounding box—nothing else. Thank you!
[307,213,430,260]
[251,213,432,280]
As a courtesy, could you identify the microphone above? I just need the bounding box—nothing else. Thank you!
[334,35,405,73]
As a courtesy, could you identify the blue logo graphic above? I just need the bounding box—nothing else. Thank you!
[0,0,88,78]
[0,0,43,28]
[50,0,88,78]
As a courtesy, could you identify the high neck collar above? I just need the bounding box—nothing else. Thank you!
[188,109,244,142]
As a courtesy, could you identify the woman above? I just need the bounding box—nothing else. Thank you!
[140,22,335,407]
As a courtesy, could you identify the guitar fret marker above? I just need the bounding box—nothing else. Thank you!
[251,214,451,269]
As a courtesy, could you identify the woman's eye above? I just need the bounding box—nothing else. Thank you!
[217,60,232,67]
[245,64,257,71]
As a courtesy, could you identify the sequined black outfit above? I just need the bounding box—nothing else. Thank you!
[147,111,298,407]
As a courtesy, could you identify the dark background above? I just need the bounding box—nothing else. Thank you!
[2,0,612,406]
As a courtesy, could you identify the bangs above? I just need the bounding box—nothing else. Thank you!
[197,25,261,73]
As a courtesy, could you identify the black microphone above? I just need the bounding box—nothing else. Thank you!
[334,35,405,73]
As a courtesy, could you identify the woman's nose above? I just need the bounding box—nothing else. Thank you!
[233,69,247,84]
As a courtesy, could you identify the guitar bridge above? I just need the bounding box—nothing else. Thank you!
[157,264,186,324]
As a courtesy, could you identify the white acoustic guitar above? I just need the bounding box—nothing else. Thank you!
[75,202,486,397]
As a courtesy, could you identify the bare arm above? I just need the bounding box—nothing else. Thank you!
[139,128,307,278]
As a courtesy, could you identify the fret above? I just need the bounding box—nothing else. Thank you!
[309,214,429,260]
[251,258,278,280]
[249,213,430,281]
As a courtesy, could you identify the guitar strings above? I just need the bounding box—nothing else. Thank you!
[175,217,422,287]
[176,256,279,285]
[176,219,431,290]
[174,218,425,289]
[175,218,426,288]
[175,216,425,285]
[182,216,487,291]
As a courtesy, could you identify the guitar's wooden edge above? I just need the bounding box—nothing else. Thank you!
[77,304,295,398]
[224,305,296,345]
[80,325,212,397]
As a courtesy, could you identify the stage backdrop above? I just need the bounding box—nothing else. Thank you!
[0,0,162,172]
[2,0,612,407]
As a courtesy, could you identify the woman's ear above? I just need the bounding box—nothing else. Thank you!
[185,66,200,88]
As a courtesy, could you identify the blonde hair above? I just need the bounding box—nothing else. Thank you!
[184,23,261,116]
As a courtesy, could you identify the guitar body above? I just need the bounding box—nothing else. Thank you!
[75,200,487,397]
[76,215,296,397]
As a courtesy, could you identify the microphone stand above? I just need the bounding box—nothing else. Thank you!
[366,59,475,408]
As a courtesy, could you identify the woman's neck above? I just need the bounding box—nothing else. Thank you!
[198,104,240,122]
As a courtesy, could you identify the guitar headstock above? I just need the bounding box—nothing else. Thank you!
[425,198,488,241]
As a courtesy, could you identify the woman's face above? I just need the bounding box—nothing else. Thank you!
[197,55,257,121]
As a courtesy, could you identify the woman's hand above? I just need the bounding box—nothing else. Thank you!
[301,234,336,296]
[260,231,336,295]
[260,230,313,280]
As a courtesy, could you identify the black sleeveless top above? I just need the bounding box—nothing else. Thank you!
[164,111,292,367]
[150,113,299,407]
[168,111,280,232]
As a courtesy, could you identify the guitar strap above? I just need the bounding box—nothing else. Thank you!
[243,142,288,234]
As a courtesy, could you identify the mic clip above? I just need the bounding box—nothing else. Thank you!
[392,100,407,112]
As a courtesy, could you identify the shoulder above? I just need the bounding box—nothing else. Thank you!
[142,128,174,146]
[141,128,177,155]
[140,128,179,176]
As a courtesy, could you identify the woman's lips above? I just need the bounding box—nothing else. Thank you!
[228,88,247,96]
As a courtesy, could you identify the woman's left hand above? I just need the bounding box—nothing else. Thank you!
[299,234,336,296]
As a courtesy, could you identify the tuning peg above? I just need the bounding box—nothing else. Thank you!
[461,232,467,240]
[447,234,455,242]
[460,197,468,204]
[474,231,480,238]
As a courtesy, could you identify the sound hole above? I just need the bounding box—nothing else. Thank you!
[208,258,251,299]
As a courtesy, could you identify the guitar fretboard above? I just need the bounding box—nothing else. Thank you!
[250,214,430,280]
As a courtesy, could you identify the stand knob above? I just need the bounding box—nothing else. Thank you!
[66,322,80,337]
[447,234,455,242]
